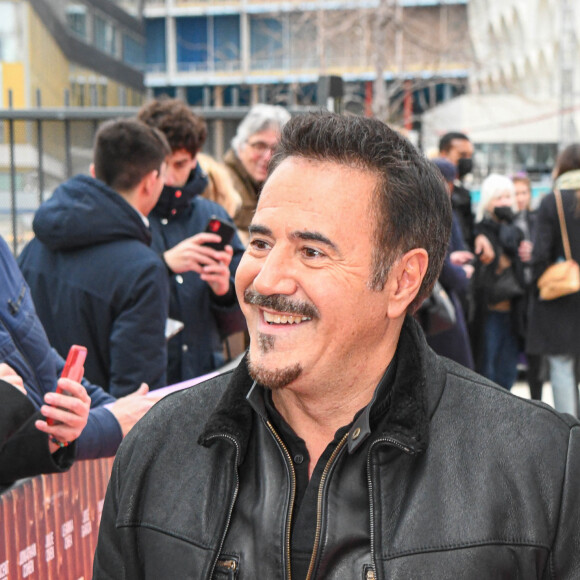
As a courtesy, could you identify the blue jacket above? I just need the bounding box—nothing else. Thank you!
[149,196,246,384]
[0,235,121,459]
[18,175,170,397]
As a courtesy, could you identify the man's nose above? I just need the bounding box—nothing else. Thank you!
[252,246,298,297]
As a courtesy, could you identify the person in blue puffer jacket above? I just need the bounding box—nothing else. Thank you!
[1,234,159,460]
[19,119,171,397]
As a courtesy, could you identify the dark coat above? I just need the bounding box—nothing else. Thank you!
[0,380,74,486]
[527,189,580,356]
[0,234,120,460]
[149,196,246,384]
[18,175,170,397]
[451,182,474,249]
[469,216,526,366]
[426,213,474,369]
[93,317,580,579]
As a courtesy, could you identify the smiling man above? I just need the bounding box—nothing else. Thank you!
[94,113,580,580]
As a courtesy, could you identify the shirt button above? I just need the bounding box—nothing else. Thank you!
[182,344,188,352]
[176,275,183,284]
[293,454,304,465]
[352,427,361,440]
[161,218,168,225]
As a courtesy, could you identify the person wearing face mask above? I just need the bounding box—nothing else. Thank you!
[438,132,476,250]
[138,99,247,384]
[469,174,526,390]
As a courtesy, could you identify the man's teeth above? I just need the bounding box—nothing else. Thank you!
[263,311,311,324]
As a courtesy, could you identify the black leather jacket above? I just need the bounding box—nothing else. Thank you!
[94,317,580,579]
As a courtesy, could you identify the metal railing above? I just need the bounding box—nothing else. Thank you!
[0,105,260,254]
[0,103,317,255]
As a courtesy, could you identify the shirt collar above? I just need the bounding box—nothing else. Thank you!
[138,211,149,227]
[246,353,397,455]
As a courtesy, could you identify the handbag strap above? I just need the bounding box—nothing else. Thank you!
[554,188,573,261]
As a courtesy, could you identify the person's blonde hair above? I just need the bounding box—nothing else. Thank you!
[476,174,516,222]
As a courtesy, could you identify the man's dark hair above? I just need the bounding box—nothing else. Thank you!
[137,97,208,156]
[438,131,470,153]
[269,112,452,311]
[93,119,170,193]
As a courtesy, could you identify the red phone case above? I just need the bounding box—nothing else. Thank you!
[47,345,87,425]
[204,216,235,251]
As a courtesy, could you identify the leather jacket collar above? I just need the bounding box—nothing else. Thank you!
[199,316,435,461]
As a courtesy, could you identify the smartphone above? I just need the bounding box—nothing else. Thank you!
[47,345,87,425]
[203,216,235,251]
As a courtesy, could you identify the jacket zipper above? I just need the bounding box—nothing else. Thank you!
[266,421,297,580]
[206,433,241,580]
[305,431,350,580]
[366,436,416,580]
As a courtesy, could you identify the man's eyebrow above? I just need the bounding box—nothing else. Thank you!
[290,230,340,253]
[249,225,340,253]
[248,224,272,237]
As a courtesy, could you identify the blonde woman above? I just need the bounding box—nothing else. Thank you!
[470,174,526,389]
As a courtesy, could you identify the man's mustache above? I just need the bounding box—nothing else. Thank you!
[244,289,319,319]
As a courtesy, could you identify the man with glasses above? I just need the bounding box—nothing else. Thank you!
[224,104,291,244]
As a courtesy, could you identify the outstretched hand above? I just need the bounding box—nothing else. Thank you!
[108,383,158,437]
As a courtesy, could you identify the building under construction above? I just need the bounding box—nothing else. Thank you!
[143,0,471,127]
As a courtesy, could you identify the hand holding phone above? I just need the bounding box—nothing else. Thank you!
[47,345,87,425]
[202,216,235,252]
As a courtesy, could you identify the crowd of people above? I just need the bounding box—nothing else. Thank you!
[1,99,291,486]
[423,135,580,418]
[2,104,580,577]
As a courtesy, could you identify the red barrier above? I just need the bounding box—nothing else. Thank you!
[0,457,114,580]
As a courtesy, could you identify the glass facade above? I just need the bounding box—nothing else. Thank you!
[94,14,116,55]
[0,3,23,62]
[123,32,145,68]
[66,4,88,40]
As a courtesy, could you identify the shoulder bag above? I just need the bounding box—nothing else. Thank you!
[417,281,456,335]
[537,189,580,300]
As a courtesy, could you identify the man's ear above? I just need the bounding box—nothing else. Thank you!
[386,248,429,319]
[141,169,159,196]
[89,163,96,178]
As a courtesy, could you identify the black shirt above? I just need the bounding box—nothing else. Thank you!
[256,355,397,579]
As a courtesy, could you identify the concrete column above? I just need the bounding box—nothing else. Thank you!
[166,15,177,79]
[251,84,259,105]
[176,86,187,102]
[214,86,225,158]
[241,11,250,75]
